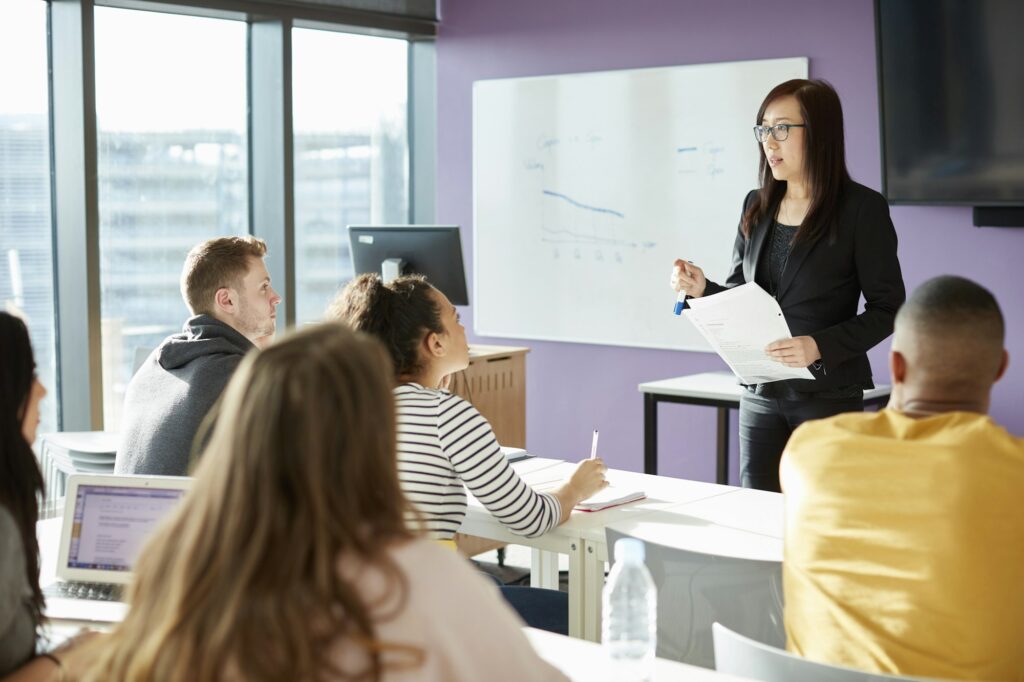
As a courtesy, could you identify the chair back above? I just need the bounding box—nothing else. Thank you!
[38,431,118,516]
[712,622,928,682]
[606,525,783,670]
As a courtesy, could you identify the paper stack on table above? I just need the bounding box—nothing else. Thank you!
[683,282,814,384]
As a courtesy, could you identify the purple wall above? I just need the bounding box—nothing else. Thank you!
[437,0,1024,481]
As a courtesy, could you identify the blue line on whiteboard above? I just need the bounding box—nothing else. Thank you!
[677,146,697,153]
[542,190,625,219]
[540,229,656,249]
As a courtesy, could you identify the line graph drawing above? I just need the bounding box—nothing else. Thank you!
[541,189,625,218]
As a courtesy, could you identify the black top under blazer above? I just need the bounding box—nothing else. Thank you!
[703,180,906,393]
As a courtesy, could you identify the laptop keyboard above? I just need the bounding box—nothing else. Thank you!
[44,581,123,602]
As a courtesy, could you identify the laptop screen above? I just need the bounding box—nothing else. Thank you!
[66,484,187,572]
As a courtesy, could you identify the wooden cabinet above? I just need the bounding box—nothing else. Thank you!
[449,344,529,448]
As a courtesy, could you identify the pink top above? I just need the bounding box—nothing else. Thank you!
[329,538,568,681]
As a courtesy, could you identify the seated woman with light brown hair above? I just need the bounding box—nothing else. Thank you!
[76,323,566,682]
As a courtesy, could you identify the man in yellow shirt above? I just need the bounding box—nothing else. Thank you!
[781,275,1023,680]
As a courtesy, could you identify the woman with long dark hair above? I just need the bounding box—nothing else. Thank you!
[1,312,95,681]
[670,79,905,491]
[79,323,566,682]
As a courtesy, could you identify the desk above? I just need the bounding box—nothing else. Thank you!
[525,627,757,681]
[461,458,741,641]
[639,371,891,480]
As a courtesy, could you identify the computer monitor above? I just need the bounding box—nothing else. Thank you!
[347,225,469,306]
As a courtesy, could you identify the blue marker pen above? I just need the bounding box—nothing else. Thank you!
[673,291,687,315]
[673,260,694,315]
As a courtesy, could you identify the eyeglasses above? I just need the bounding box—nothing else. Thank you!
[753,123,806,143]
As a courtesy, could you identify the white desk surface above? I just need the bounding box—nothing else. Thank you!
[525,627,757,681]
[604,489,783,564]
[638,370,891,402]
[462,458,775,640]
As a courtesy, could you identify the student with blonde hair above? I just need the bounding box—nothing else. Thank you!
[79,324,566,682]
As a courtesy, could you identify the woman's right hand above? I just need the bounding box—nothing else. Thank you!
[670,258,706,298]
[567,458,609,501]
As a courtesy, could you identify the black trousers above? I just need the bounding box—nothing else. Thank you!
[738,391,864,492]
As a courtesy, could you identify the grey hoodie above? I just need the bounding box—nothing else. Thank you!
[115,315,254,476]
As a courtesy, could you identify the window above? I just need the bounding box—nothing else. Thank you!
[94,7,247,428]
[292,28,409,323]
[0,0,58,436]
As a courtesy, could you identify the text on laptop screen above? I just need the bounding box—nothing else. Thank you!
[67,485,186,571]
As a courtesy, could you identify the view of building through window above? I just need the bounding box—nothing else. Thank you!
[0,0,58,437]
[94,7,249,429]
[292,28,409,323]
[0,5,413,432]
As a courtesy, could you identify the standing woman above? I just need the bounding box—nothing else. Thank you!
[670,79,905,492]
[0,312,95,681]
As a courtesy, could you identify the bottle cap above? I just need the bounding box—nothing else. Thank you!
[614,537,645,563]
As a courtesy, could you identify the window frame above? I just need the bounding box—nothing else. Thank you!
[43,0,436,430]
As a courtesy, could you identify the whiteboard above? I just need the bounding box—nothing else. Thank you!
[472,57,808,351]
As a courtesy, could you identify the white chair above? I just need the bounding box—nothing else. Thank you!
[606,526,784,670]
[712,622,932,682]
[38,431,119,515]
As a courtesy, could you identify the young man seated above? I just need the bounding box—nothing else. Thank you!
[781,275,1023,681]
[115,236,280,476]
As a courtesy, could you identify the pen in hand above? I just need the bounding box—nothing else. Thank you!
[590,429,599,460]
[673,260,694,315]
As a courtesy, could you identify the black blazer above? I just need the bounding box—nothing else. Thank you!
[703,180,905,392]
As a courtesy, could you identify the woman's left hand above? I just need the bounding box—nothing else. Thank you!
[765,336,821,367]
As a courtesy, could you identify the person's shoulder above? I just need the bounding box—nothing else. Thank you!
[0,505,26,576]
[841,180,890,213]
[389,538,496,600]
[0,506,19,545]
[961,413,1024,452]
[788,409,880,451]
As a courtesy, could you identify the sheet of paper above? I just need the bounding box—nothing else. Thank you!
[683,282,814,384]
[575,485,646,512]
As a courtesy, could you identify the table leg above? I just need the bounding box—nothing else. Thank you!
[644,393,658,475]
[567,540,585,639]
[716,407,729,485]
[582,541,604,642]
[530,549,559,590]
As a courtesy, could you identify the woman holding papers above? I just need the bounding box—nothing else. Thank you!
[328,274,608,544]
[0,313,96,681]
[79,324,567,681]
[669,79,905,491]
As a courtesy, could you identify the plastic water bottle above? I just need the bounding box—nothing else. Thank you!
[602,538,657,682]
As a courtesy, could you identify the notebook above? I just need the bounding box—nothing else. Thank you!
[574,486,647,512]
[43,473,191,622]
[499,446,531,462]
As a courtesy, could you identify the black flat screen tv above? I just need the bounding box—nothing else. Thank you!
[876,0,1024,206]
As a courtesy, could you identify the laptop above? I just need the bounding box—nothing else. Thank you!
[43,474,191,622]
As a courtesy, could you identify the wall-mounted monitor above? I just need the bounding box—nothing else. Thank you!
[876,0,1024,207]
[347,225,469,306]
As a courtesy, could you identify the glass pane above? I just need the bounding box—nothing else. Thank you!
[0,0,59,437]
[95,8,247,429]
[292,28,409,323]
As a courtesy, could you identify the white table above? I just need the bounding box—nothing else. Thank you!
[639,371,891,480]
[462,458,743,640]
[525,627,758,681]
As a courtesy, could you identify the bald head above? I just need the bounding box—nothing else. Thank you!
[891,276,1007,411]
